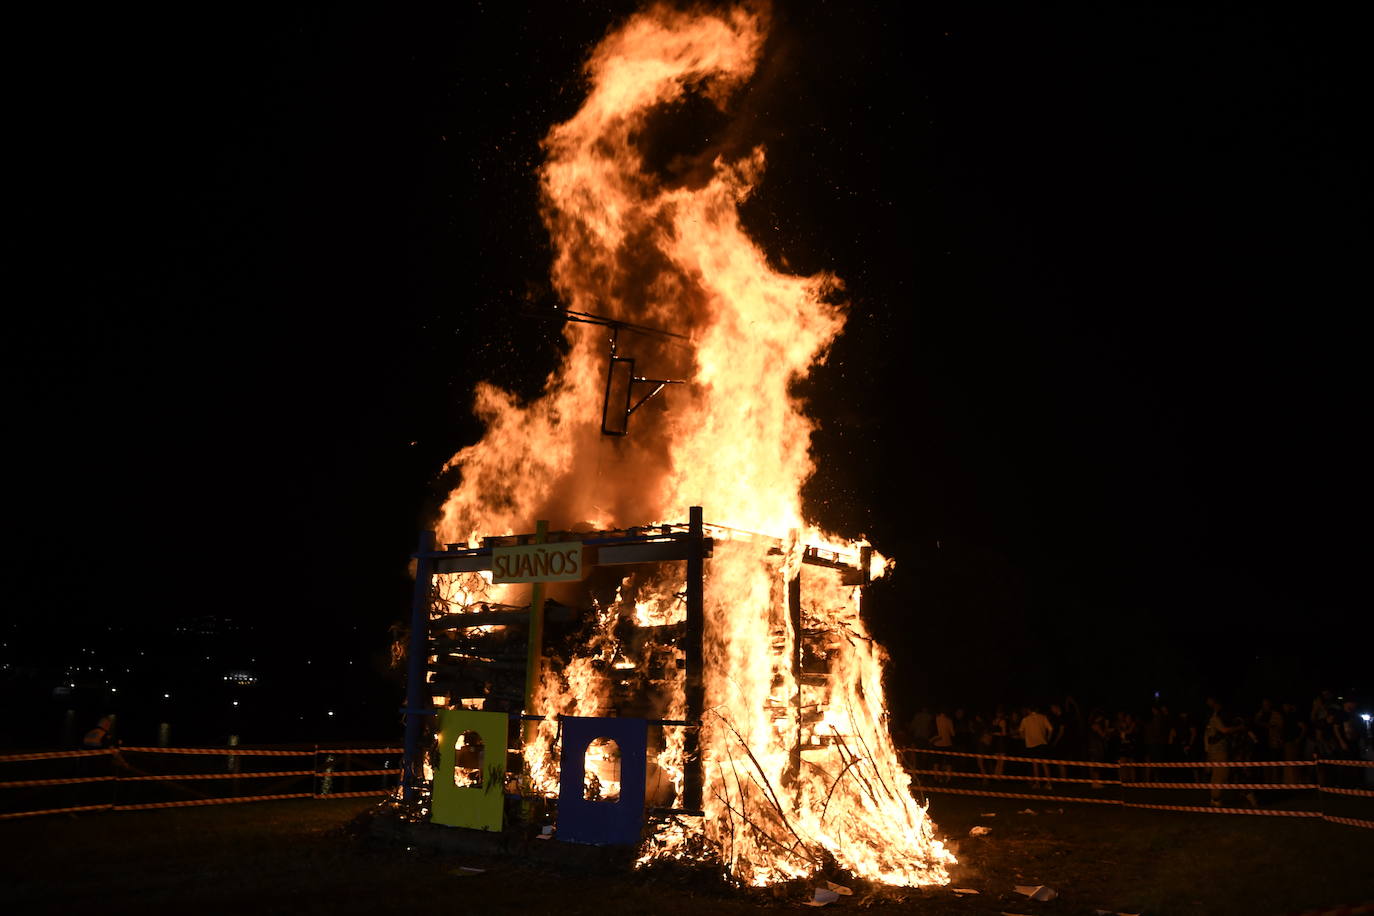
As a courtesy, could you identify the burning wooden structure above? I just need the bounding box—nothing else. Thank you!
[398,2,954,888]
[402,508,874,826]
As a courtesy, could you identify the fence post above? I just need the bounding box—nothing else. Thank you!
[403,531,437,804]
[109,746,119,810]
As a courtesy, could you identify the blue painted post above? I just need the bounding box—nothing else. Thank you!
[402,530,437,803]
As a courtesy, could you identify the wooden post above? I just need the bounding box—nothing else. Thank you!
[402,530,436,803]
[522,520,549,746]
[683,506,705,812]
[787,534,802,791]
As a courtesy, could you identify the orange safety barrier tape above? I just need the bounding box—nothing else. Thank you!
[1322,814,1374,830]
[907,768,1120,786]
[0,775,115,789]
[1122,801,1322,817]
[114,793,314,811]
[316,748,403,755]
[1317,759,1374,767]
[904,748,1324,769]
[1,769,401,791]
[122,770,317,782]
[914,785,1122,804]
[315,768,403,778]
[1131,760,1315,769]
[0,803,114,820]
[1316,785,1374,798]
[1123,781,1318,791]
[118,747,314,756]
[0,749,112,762]
[903,747,1117,768]
[0,769,404,789]
[313,790,394,799]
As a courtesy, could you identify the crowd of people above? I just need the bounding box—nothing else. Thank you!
[903,690,1373,804]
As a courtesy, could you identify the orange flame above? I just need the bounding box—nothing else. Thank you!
[435,3,951,886]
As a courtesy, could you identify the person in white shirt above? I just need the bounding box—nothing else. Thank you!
[931,710,956,782]
[1019,706,1055,789]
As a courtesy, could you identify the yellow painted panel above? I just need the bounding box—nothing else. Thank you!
[431,709,507,831]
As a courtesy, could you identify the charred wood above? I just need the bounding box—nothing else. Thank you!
[429,600,576,632]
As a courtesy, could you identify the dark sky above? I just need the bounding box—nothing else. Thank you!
[5,3,1368,713]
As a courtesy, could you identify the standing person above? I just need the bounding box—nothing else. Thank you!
[1088,711,1111,789]
[953,708,972,772]
[909,706,934,748]
[1228,712,1261,807]
[1204,697,1244,807]
[1018,704,1054,789]
[83,715,115,749]
[1117,711,1140,783]
[1336,700,1360,788]
[1144,703,1169,764]
[1310,689,1337,729]
[1322,717,1349,784]
[1280,701,1307,785]
[973,713,994,780]
[1264,700,1285,760]
[1257,699,1284,788]
[931,709,956,782]
[991,705,1011,777]
[1170,709,1198,784]
[1053,699,1082,783]
[1254,698,1282,763]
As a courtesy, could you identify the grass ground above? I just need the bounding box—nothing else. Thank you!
[2,794,1371,914]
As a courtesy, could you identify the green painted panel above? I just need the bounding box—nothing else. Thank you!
[431,709,507,831]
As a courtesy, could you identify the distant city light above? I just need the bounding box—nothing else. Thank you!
[232,700,239,707]
[327,711,335,717]
[1363,713,1372,723]
[163,693,170,699]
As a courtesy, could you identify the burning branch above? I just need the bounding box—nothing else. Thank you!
[711,710,817,865]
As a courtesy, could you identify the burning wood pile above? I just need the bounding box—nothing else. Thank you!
[403,3,954,889]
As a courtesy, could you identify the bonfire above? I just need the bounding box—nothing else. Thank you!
[419,3,954,888]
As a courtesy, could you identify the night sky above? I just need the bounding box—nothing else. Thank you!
[4,3,1368,740]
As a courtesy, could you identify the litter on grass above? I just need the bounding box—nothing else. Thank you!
[1014,885,1057,902]
[969,826,992,836]
[803,887,841,907]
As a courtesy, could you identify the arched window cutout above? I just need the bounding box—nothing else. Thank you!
[454,730,484,788]
[584,737,621,802]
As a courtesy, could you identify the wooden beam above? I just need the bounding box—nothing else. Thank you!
[428,602,576,632]
[683,506,705,812]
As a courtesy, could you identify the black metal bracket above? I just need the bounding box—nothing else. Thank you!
[521,306,689,437]
[599,325,685,436]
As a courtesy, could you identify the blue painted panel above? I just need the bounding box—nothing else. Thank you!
[557,716,647,845]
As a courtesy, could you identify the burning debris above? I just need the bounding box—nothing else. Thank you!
[402,3,953,889]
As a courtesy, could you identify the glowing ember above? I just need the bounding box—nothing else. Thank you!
[434,3,952,887]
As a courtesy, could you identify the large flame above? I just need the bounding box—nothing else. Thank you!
[435,3,952,887]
